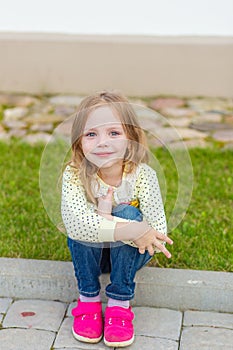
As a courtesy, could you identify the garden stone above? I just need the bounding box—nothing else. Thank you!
[191,113,222,124]
[31,102,54,115]
[225,115,233,124]
[30,123,54,132]
[161,107,196,118]
[3,120,28,129]
[24,113,66,124]
[149,97,185,110]
[54,117,75,137]
[168,139,210,149]
[176,128,207,139]
[0,94,39,107]
[134,105,164,122]
[8,129,27,138]
[190,122,232,132]
[148,127,182,144]
[138,117,164,130]
[49,95,84,106]
[212,130,233,142]
[4,107,28,121]
[0,298,12,313]
[166,117,191,127]
[23,132,53,145]
[3,299,67,332]
[0,328,55,350]
[55,105,76,116]
[187,98,232,112]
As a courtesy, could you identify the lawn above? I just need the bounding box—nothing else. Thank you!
[0,139,232,272]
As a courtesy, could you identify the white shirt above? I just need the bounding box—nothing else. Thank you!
[61,163,167,247]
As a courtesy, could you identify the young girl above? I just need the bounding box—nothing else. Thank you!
[61,90,173,348]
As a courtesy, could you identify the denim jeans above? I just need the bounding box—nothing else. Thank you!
[67,204,152,301]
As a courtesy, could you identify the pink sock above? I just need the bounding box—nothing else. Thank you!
[108,298,130,309]
[79,294,101,303]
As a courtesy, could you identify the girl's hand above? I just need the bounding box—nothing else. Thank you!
[133,228,173,258]
[97,187,113,215]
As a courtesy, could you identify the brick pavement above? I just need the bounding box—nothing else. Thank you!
[1,298,233,350]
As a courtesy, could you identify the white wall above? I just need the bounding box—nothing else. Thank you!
[1,0,233,36]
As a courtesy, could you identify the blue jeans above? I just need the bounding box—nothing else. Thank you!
[67,204,152,301]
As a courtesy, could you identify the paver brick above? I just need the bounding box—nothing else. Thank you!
[0,328,55,350]
[3,299,67,332]
[54,317,107,349]
[124,335,178,349]
[133,307,182,341]
[0,298,12,313]
[180,327,233,350]
[184,310,233,329]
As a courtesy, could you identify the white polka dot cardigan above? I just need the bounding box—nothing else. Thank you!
[61,163,167,248]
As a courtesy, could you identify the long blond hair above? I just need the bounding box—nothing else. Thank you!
[69,90,149,204]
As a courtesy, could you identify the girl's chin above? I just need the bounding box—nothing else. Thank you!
[89,159,123,169]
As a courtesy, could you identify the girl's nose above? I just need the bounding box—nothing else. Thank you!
[97,134,109,147]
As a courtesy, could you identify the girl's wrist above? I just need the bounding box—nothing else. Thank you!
[98,212,114,220]
[114,220,151,241]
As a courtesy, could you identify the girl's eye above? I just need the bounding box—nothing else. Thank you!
[85,132,96,137]
[111,131,120,136]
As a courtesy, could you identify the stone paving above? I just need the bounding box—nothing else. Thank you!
[0,93,233,148]
[0,298,233,350]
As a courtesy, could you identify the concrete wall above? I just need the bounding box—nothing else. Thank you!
[0,33,233,97]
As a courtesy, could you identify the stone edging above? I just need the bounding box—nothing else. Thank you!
[0,258,232,313]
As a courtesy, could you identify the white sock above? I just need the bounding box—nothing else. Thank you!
[108,298,130,309]
[79,294,101,303]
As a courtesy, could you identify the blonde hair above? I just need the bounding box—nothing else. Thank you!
[69,90,149,204]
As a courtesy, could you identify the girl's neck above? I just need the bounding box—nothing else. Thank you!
[98,163,124,187]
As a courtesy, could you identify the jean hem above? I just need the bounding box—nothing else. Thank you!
[79,290,101,298]
[105,291,134,301]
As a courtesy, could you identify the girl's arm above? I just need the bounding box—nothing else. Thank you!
[114,164,172,258]
[114,221,173,258]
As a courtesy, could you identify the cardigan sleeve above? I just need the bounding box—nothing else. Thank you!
[61,166,117,242]
[136,164,167,235]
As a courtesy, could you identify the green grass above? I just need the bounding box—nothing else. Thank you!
[0,139,232,271]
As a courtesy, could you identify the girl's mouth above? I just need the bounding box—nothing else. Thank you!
[94,152,114,157]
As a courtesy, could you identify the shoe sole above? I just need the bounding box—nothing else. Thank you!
[72,327,103,343]
[104,335,135,347]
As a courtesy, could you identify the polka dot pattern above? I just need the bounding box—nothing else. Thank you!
[61,163,167,247]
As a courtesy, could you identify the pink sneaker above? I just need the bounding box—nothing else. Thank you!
[104,306,135,347]
[71,299,103,343]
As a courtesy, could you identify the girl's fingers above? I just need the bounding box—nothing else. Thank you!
[154,241,172,259]
[147,245,155,256]
[139,247,145,254]
[155,231,173,245]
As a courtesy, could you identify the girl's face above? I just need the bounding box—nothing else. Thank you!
[81,106,128,169]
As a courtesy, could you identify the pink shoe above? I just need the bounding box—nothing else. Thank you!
[104,306,135,347]
[71,299,103,343]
